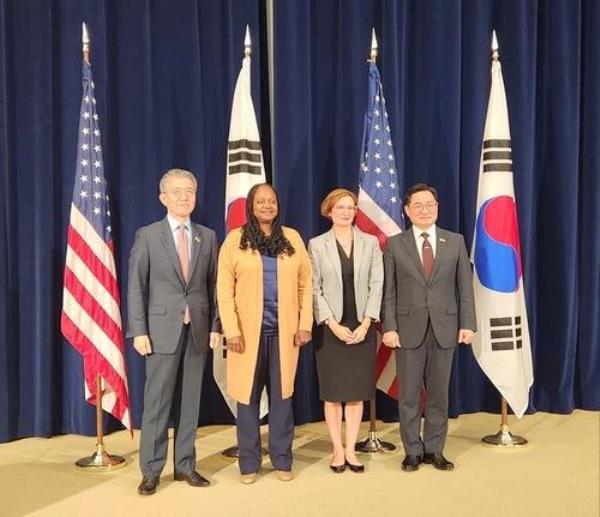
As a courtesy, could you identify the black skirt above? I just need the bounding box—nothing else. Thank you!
[315,240,376,402]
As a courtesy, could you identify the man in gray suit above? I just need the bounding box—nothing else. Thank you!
[127,168,220,495]
[382,183,476,471]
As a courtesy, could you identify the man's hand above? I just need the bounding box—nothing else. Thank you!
[458,329,474,345]
[294,330,312,347]
[226,336,245,353]
[329,320,355,344]
[209,332,221,350]
[382,331,401,349]
[133,335,152,356]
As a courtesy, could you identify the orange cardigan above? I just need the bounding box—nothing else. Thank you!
[217,227,313,404]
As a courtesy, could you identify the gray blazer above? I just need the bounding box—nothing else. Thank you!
[308,226,383,325]
[126,217,219,353]
[382,226,476,349]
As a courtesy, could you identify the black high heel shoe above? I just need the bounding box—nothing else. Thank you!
[345,459,365,473]
[329,462,346,474]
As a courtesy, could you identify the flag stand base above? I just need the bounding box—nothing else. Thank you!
[482,424,528,447]
[75,444,126,470]
[355,431,396,453]
[221,446,269,459]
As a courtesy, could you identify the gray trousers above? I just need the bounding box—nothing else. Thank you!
[236,332,294,474]
[395,322,455,456]
[139,324,207,478]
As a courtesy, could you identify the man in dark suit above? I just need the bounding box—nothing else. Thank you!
[127,168,220,495]
[382,183,476,471]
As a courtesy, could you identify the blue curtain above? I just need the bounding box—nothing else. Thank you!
[274,0,600,423]
[1,0,598,442]
[0,0,265,441]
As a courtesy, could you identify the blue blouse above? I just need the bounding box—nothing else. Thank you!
[261,255,278,333]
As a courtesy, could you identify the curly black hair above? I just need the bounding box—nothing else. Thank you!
[239,183,296,257]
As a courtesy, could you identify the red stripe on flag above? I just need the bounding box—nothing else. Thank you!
[388,377,399,400]
[63,266,124,350]
[61,313,130,426]
[355,210,388,250]
[375,343,393,380]
[67,225,121,302]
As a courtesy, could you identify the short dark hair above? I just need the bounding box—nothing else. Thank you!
[403,183,439,207]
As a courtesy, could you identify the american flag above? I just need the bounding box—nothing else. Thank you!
[61,59,132,431]
[354,61,403,399]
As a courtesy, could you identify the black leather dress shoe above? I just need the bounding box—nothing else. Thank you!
[401,455,422,472]
[345,460,365,473]
[174,470,211,487]
[423,452,454,470]
[330,463,346,473]
[137,476,159,495]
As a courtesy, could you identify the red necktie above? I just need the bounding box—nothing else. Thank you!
[421,232,434,278]
[178,225,191,324]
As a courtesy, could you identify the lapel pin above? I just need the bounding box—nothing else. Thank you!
[439,237,446,243]
[194,236,201,243]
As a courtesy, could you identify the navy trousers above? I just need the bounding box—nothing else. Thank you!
[236,332,294,474]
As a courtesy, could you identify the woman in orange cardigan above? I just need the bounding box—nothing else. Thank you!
[217,183,313,484]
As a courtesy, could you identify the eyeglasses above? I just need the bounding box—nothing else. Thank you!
[410,202,438,212]
[332,205,356,212]
[166,188,196,199]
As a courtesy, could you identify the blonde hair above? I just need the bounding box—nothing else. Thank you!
[320,188,358,218]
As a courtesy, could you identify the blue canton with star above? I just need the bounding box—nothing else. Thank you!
[359,62,403,225]
[73,61,112,242]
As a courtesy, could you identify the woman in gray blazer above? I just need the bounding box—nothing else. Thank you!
[308,188,383,473]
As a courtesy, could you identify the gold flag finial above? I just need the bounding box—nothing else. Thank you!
[244,25,251,58]
[370,28,378,63]
[82,22,90,63]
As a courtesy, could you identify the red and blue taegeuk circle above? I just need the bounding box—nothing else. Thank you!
[474,195,522,293]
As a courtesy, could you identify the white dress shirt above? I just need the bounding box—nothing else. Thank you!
[412,224,437,263]
[167,214,192,259]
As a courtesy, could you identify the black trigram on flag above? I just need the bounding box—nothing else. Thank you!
[489,316,523,351]
[227,139,263,175]
[483,139,512,173]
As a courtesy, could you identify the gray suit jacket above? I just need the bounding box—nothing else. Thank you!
[308,226,383,325]
[126,217,219,353]
[382,226,476,349]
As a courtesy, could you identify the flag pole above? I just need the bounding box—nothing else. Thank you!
[220,25,268,460]
[481,396,527,447]
[356,28,395,454]
[74,23,126,470]
[478,33,528,448]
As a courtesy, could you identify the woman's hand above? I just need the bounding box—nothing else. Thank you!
[349,318,371,344]
[294,330,312,347]
[329,320,355,344]
[226,335,245,353]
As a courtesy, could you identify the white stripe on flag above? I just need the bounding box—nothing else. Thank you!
[69,204,117,276]
[62,290,127,381]
[65,246,121,324]
[376,345,396,393]
[358,187,402,237]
